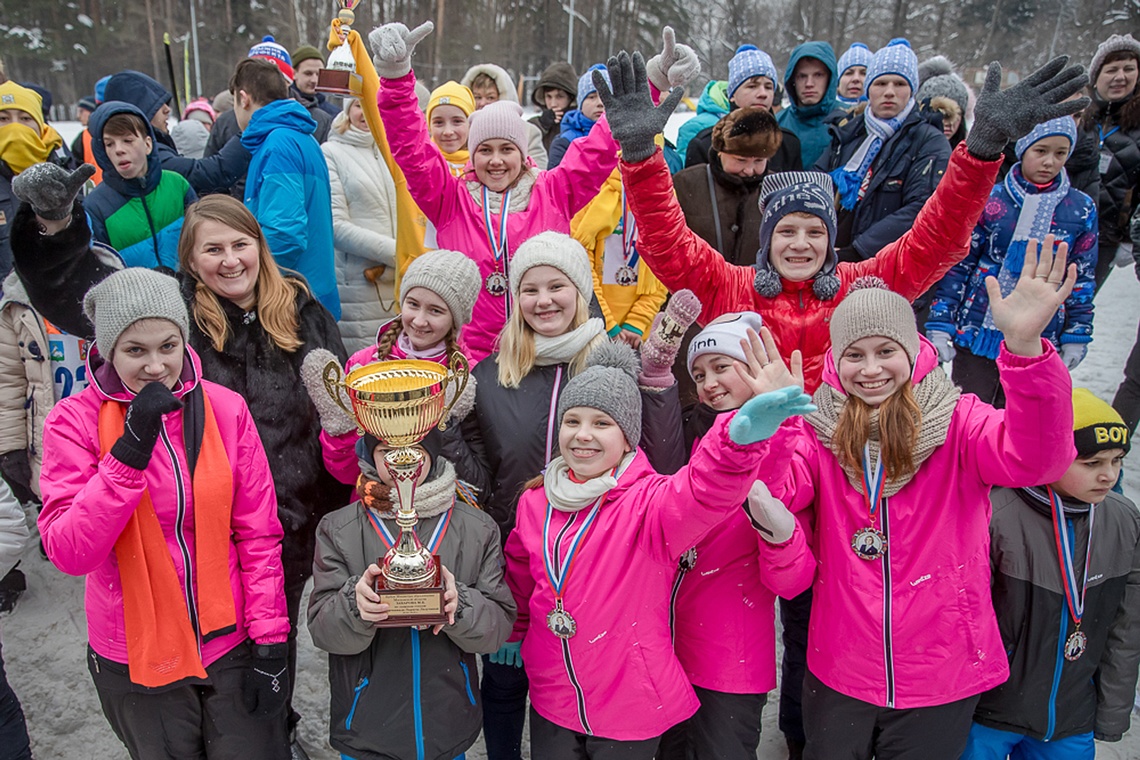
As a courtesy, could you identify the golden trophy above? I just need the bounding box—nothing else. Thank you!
[324,355,469,626]
[319,0,365,95]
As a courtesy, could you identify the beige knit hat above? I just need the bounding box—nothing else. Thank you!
[509,232,594,299]
[400,249,482,327]
[829,277,920,364]
[466,100,528,153]
[83,269,190,354]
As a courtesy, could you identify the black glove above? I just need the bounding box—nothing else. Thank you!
[536,108,557,132]
[966,57,1089,161]
[242,643,290,719]
[11,164,96,220]
[109,383,183,470]
[0,449,37,505]
[593,51,684,164]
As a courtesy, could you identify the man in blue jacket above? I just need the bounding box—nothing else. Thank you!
[776,41,840,167]
[230,57,340,320]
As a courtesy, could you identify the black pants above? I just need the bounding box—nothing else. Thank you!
[779,589,812,745]
[89,641,290,760]
[0,642,31,760]
[531,707,661,759]
[951,349,1006,408]
[1094,242,1119,293]
[802,671,979,760]
[1114,317,1140,434]
[281,523,317,731]
[481,656,529,760]
[656,687,766,760]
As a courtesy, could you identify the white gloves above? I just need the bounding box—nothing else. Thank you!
[747,481,795,544]
[368,21,434,79]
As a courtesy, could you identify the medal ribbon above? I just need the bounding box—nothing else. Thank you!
[482,186,511,268]
[620,190,640,270]
[1047,486,1095,628]
[542,496,603,605]
[861,442,885,521]
[365,504,453,553]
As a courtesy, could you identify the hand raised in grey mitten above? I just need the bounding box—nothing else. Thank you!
[639,289,702,390]
[966,57,1089,161]
[12,163,95,221]
[593,51,684,164]
[300,349,357,436]
[368,21,434,79]
[645,27,701,93]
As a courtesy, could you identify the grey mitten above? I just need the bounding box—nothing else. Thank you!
[12,163,95,220]
[926,331,957,364]
[966,57,1089,161]
[300,349,357,436]
[593,51,684,164]
[645,27,701,93]
[368,21,434,79]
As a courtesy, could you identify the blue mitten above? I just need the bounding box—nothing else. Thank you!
[489,641,523,668]
[729,386,816,445]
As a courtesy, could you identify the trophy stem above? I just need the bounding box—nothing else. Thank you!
[381,446,435,589]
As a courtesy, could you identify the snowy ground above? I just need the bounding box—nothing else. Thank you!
[2,145,1139,756]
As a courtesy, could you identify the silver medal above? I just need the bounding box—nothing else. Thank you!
[485,271,509,297]
[851,527,887,560]
[547,603,577,639]
[615,265,638,286]
[1064,629,1087,661]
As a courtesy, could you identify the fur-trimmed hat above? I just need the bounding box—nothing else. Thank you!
[1090,33,1140,81]
[557,342,642,447]
[916,56,970,117]
[753,172,840,301]
[711,107,783,159]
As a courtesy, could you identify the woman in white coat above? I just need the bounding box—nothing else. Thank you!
[321,98,400,353]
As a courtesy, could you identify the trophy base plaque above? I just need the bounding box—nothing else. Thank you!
[317,69,363,97]
[373,557,448,627]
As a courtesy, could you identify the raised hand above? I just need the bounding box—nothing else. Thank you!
[729,385,816,446]
[367,20,433,79]
[12,163,95,221]
[985,234,1077,357]
[733,326,804,397]
[966,57,1089,160]
[593,51,684,163]
[645,26,701,92]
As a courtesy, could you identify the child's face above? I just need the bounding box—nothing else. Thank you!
[1095,57,1138,102]
[111,318,184,393]
[544,89,571,113]
[473,138,523,193]
[150,102,171,133]
[188,218,261,310]
[868,75,911,119]
[0,109,39,132]
[518,265,577,337]
[837,337,911,407]
[429,104,469,155]
[471,84,500,110]
[732,76,775,110]
[691,353,753,411]
[1020,135,1071,185]
[348,100,369,132]
[400,287,454,351]
[559,407,631,480]
[103,131,152,180]
[940,109,962,139]
[1052,449,1125,504]
[838,66,866,99]
[768,213,829,282]
[580,92,605,121]
[372,444,432,488]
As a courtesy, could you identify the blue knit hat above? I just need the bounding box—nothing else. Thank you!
[577,64,611,108]
[753,172,841,301]
[1014,116,1078,160]
[867,38,919,93]
[728,45,778,100]
[837,43,873,76]
[94,75,111,105]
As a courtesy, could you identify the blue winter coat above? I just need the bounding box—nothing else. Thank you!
[926,166,1097,355]
[676,81,730,158]
[242,99,341,320]
[547,109,597,169]
[775,42,839,167]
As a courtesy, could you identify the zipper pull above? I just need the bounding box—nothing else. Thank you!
[90,650,100,674]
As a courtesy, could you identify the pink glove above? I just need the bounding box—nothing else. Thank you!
[638,289,702,389]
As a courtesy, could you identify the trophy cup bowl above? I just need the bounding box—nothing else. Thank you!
[324,355,470,626]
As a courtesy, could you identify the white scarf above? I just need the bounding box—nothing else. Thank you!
[544,452,637,512]
[533,318,605,367]
[833,99,916,210]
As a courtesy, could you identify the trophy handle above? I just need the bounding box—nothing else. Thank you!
[322,360,354,417]
[437,352,470,431]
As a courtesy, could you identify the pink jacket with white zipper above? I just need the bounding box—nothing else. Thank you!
[39,345,289,667]
[757,337,1075,709]
[378,70,619,363]
[504,415,764,741]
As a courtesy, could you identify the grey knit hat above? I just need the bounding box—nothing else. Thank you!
[557,342,642,447]
[828,277,920,365]
[509,231,594,299]
[83,268,190,354]
[916,56,970,116]
[400,249,482,327]
[1090,34,1140,81]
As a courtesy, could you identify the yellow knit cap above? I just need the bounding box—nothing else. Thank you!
[427,81,476,122]
[0,82,46,132]
[1072,388,1130,456]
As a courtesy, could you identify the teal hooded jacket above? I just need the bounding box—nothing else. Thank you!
[776,41,839,167]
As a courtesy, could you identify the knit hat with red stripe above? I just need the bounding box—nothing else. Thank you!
[249,36,294,82]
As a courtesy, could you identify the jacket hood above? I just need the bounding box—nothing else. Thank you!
[783,42,839,115]
[697,80,731,116]
[89,101,163,198]
[87,341,203,403]
[103,70,172,122]
[461,64,519,103]
[240,99,317,152]
[820,333,939,395]
[532,62,579,107]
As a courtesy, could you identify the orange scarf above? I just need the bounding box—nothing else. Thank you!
[97,388,236,687]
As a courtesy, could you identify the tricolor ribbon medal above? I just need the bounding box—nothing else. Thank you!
[482,186,511,301]
[542,497,603,639]
[1048,486,1095,661]
[851,442,887,560]
[614,192,639,287]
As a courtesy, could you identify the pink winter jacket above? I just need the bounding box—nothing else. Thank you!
[504,415,765,740]
[378,71,620,362]
[757,338,1075,709]
[39,346,289,668]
